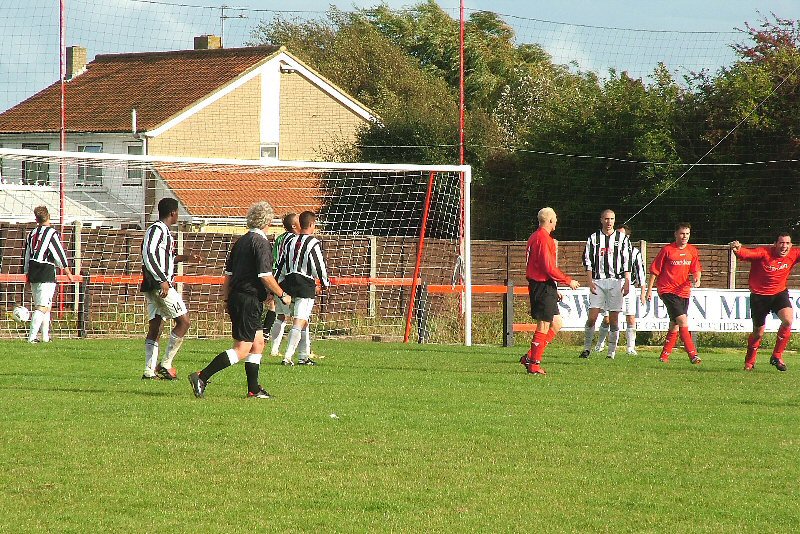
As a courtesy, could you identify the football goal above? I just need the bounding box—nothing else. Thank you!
[0,147,472,345]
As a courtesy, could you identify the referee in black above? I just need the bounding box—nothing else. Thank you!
[189,201,291,399]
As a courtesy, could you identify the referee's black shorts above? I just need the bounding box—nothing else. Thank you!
[528,279,559,322]
[661,293,689,322]
[227,291,264,342]
[750,289,792,328]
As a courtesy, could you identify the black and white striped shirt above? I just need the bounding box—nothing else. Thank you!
[24,225,70,283]
[629,245,645,287]
[276,233,330,299]
[583,229,631,280]
[141,220,175,291]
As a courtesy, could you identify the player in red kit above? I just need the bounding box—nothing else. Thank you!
[646,222,703,365]
[730,233,800,372]
[521,207,580,375]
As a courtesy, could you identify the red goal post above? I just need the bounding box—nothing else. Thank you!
[0,148,472,344]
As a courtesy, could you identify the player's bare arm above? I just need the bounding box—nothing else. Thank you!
[569,279,580,290]
[645,273,657,300]
[586,271,596,294]
[692,272,702,288]
[729,240,741,253]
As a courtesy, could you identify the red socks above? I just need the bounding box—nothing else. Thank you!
[679,327,697,356]
[661,330,679,359]
[546,329,556,344]
[531,331,548,363]
[746,333,761,366]
[773,324,792,359]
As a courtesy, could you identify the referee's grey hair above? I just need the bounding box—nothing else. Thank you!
[537,207,556,224]
[246,201,274,229]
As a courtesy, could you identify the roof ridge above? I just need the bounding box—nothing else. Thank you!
[93,45,281,62]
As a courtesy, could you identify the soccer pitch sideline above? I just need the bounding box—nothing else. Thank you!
[0,339,798,533]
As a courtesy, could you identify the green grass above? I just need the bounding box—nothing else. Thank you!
[1,339,799,533]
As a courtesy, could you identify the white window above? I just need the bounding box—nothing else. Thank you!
[77,144,103,186]
[260,144,279,160]
[124,144,143,186]
[22,143,50,186]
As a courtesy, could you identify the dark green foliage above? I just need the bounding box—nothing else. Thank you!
[250,8,800,243]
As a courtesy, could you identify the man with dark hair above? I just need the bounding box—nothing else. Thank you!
[140,197,200,380]
[730,233,800,372]
[646,222,702,365]
[265,212,298,347]
[272,210,329,366]
[189,201,291,399]
[521,207,580,376]
[23,205,77,343]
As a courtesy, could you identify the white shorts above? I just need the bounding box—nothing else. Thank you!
[275,296,315,322]
[145,287,188,321]
[31,282,57,308]
[622,288,639,316]
[589,278,624,313]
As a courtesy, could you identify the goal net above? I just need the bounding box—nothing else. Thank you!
[0,147,471,344]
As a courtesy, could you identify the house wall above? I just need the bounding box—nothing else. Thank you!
[0,133,145,227]
[147,76,262,159]
[279,72,367,161]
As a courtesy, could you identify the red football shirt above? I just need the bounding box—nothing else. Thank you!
[735,246,800,295]
[526,227,573,285]
[649,242,701,298]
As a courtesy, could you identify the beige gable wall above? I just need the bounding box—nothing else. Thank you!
[279,72,367,161]
[148,76,261,159]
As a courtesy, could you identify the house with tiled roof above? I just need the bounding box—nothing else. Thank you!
[0,36,376,228]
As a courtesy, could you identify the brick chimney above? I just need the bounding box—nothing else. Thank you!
[66,46,87,79]
[194,35,222,50]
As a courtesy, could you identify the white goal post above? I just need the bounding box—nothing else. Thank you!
[0,147,472,345]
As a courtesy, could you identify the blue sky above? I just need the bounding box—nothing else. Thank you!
[0,0,798,112]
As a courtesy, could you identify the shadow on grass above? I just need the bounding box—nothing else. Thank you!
[0,383,176,397]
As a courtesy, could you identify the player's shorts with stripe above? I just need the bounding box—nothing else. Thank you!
[274,295,316,322]
[660,292,689,322]
[145,287,188,321]
[528,279,559,322]
[750,289,792,328]
[588,278,624,312]
[227,291,264,342]
[31,282,57,308]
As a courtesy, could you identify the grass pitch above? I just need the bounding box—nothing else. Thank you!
[0,338,798,533]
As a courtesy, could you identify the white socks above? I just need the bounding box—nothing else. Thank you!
[583,325,596,351]
[144,339,159,375]
[270,319,286,355]
[608,327,620,353]
[161,332,183,369]
[28,309,45,343]
[299,326,311,358]
[284,327,302,361]
[627,327,636,350]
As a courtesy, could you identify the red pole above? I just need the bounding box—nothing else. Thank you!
[60,0,66,225]
[459,0,465,166]
[403,171,437,343]
[458,0,467,314]
[59,0,67,314]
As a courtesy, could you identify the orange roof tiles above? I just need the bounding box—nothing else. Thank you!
[157,168,323,219]
[0,46,280,133]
